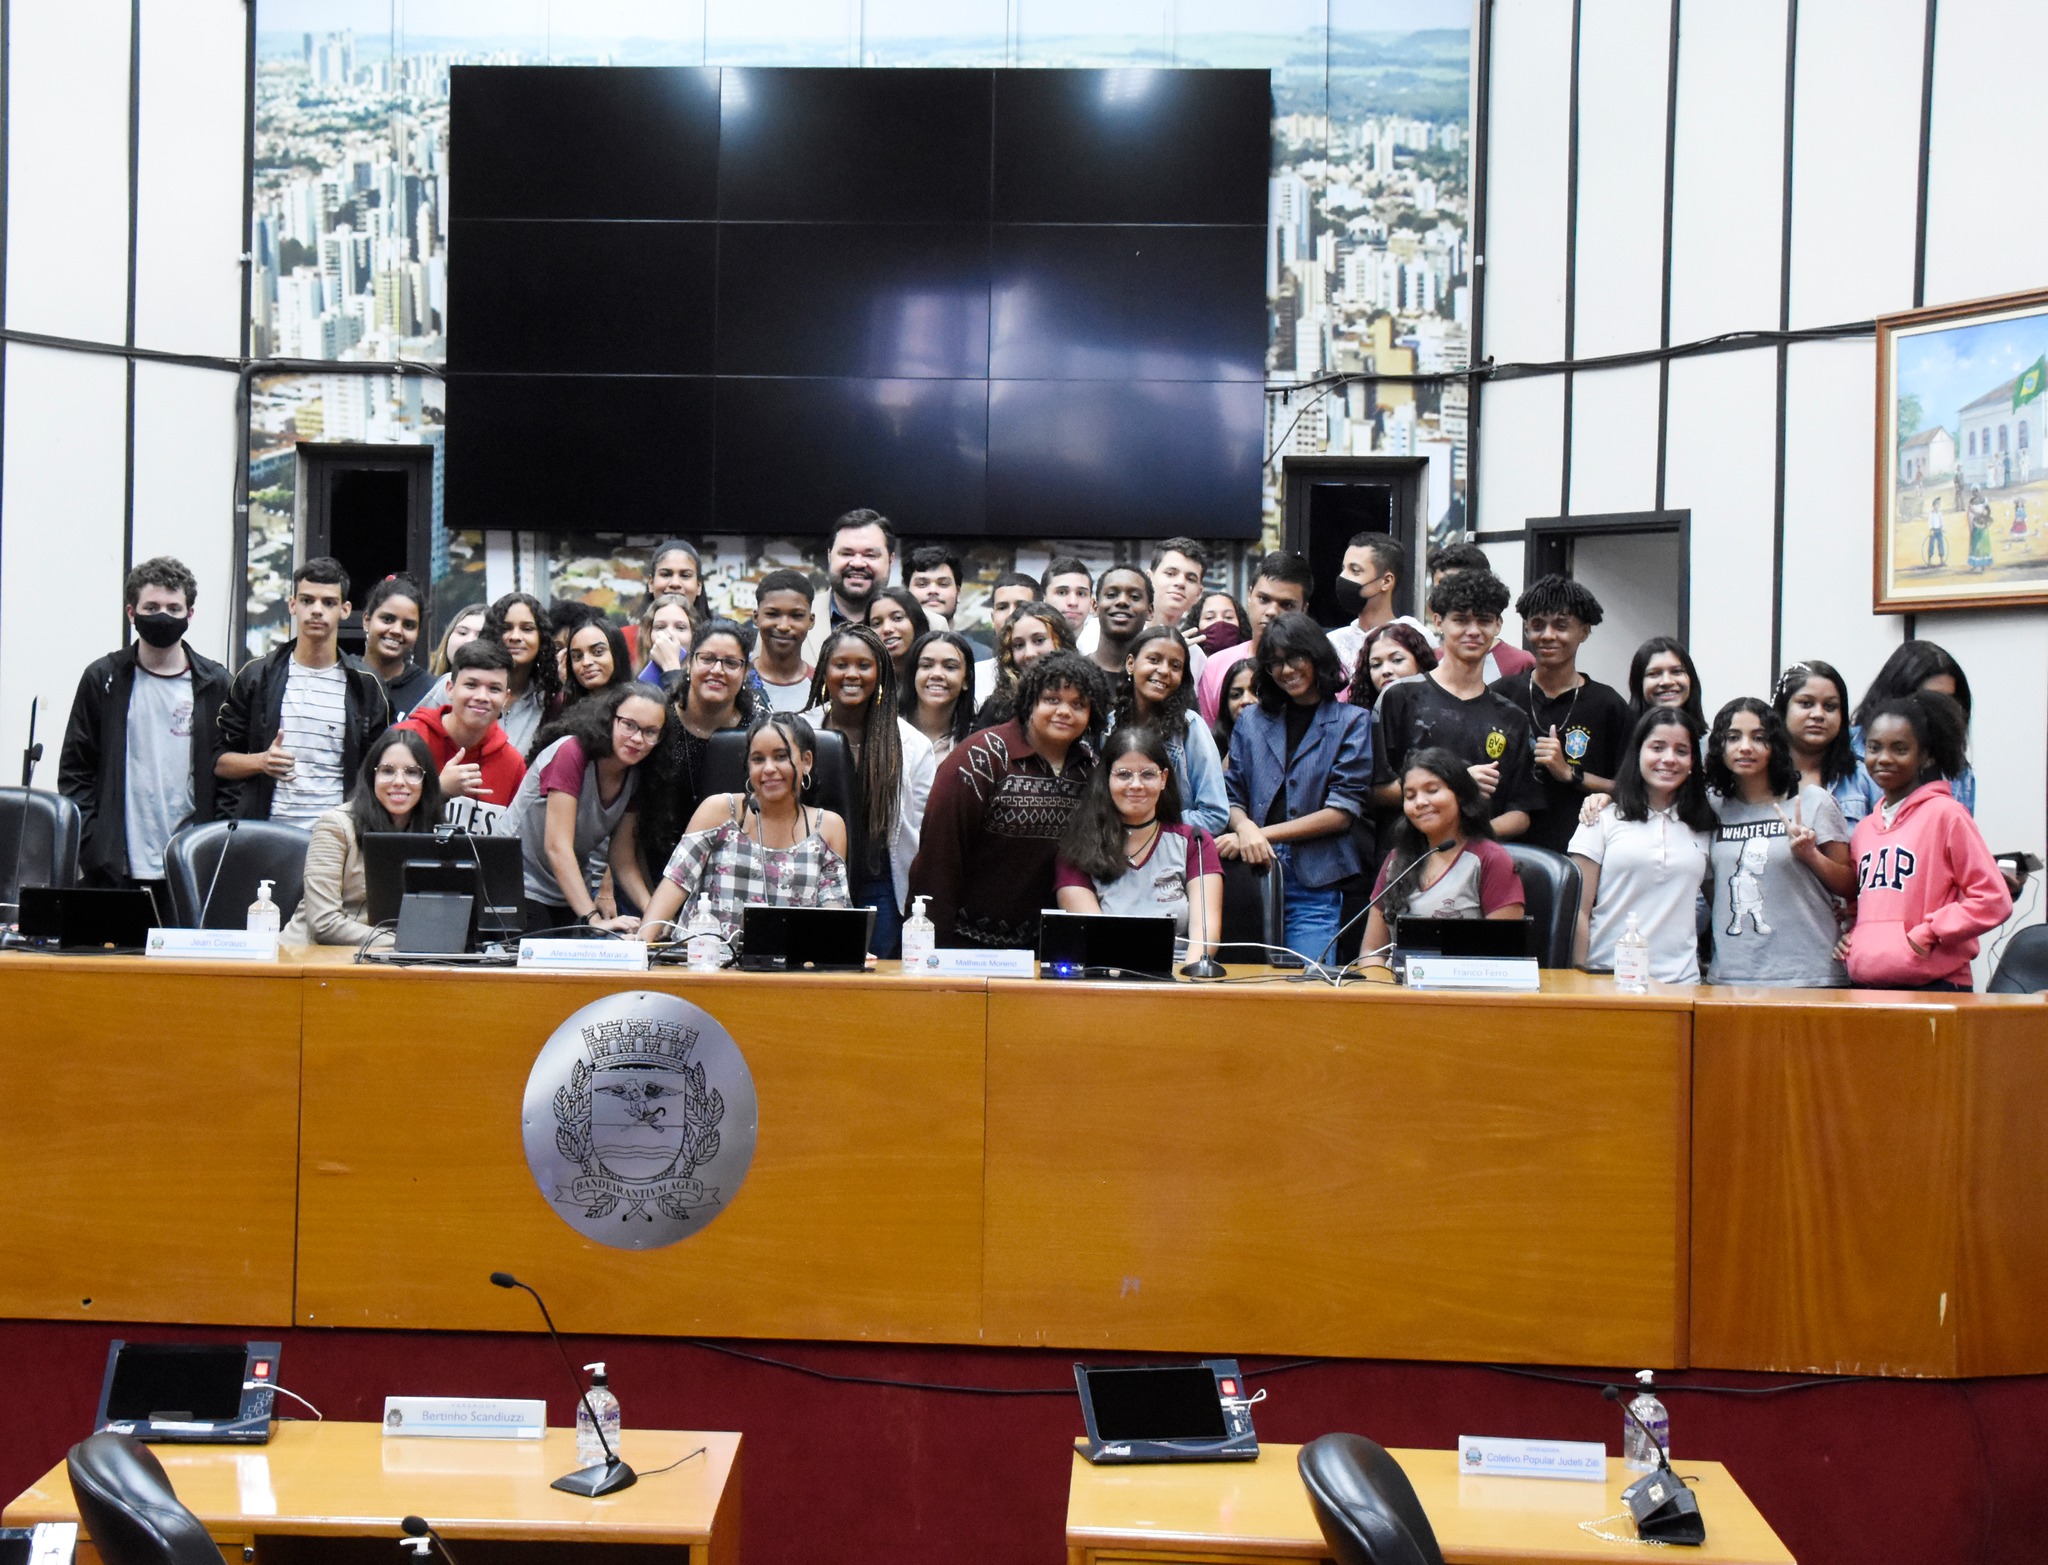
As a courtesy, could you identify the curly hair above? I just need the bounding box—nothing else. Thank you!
[1014,649,1110,743]
[1425,569,1510,620]
[481,591,563,714]
[1345,621,1438,706]
[993,600,1077,690]
[1115,624,1196,730]
[1705,697,1800,800]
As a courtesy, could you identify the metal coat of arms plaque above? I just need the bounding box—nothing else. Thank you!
[521,991,758,1248]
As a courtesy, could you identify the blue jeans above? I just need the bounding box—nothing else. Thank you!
[860,855,903,959]
[1277,844,1344,965]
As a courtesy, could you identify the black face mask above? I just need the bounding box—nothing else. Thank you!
[1333,577,1369,620]
[133,612,188,649]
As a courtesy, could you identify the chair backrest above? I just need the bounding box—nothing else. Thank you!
[1297,1432,1446,1565]
[163,821,311,929]
[0,787,83,906]
[1217,857,1284,962]
[66,1432,226,1565]
[701,726,857,829]
[1989,924,2048,993]
[1502,843,1582,970]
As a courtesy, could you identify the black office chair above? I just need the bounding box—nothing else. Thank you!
[163,821,310,929]
[1298,1433,1445,1565]
[0,786,83,910]
[1216,857,1285,964]
[66,1432,226,1565]
[1989,925,2048,993]
[1503,843,1582,970]
[700,726,857,828]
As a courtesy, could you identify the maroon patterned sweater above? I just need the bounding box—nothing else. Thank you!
[906,719,1094,947]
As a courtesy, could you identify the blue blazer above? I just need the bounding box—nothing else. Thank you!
[1223,698,1374,888]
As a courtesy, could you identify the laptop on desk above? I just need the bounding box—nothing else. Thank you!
[14,887,157,953]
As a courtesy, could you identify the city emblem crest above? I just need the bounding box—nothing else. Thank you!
[521,991,759,1249]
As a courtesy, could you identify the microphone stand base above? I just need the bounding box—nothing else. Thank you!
[1178,957,1226,979]
[551,1460,638,1497]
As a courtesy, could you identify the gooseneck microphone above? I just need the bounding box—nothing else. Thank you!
[490,1270,636,1496]
[1180,845,1225,980]
[1312,837,1461,972]
[399,1515,462,1565]
[195,816,241,929]
[1601,1385,1705,1544]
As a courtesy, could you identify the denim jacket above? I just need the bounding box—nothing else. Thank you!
[1223,698,1374,888]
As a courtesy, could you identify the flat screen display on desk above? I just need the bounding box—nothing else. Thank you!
[446,65,1269,540]
[1081,1366,1229,1442]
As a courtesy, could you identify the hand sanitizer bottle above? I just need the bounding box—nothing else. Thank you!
[575,1361,621,1468]
[686,907,723,972]
[1623,1369,1669,1470]
[1613,911,1650,993]
[246,879,281,935]
[901,895,936,972]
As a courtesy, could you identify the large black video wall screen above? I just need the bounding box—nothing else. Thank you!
[444,66,1270,541]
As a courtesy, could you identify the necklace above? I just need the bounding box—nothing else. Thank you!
[1528,671,1583,740]
[1124,819,1161,863]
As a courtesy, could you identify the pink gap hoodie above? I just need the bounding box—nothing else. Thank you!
[1846,779,2011,989]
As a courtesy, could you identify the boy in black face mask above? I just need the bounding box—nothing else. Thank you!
[1327,532,1428,683]
[58,557,231,914]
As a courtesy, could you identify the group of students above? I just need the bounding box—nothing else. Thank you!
[57,523,2019,988]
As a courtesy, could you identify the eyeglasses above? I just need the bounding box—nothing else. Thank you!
[614,715,661,742]
[374,766,425,783]
[1110,768,1164,786]
[693,653,746,673]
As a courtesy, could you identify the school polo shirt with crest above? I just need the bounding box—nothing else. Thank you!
[1486,671,1633,851]
[1373,676,1544,825]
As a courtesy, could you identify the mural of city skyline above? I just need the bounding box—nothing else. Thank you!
[246,1,1471,650]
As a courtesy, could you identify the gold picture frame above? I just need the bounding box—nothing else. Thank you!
[1874,285,2048,613]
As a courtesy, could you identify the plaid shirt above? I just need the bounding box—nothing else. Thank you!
[663,808,851,939]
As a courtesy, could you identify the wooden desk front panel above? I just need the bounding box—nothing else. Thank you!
[1689,991,2048,1378]
[294,967,987,1340]
[0,957,302,1325]
[984,980,1692,1365]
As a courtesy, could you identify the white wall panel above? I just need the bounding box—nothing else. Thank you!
[1475,375,1564,531]
[1570,0,1669,358]
[1663,348,1779,706]
[1666,0,1788,345]
[135,0,247,357]
[1785,0,1921,328]
[0,346,130,780]
[1777,340,1897,693]
[129,363,239,668]
[6,0,132,343]
[1923,0,2048,305]
[1479,0,1573,365]
[1567,363,1660,516]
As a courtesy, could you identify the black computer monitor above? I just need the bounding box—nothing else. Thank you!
[1393,916,1534,958]
[738,905,875,972]
[361,832,523,938]
[1037,911,1178,981]
[16,886,157,952]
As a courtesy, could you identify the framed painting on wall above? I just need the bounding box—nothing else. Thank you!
[1875,286,2048,613]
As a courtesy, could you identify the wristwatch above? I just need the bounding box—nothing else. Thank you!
[1568,761,1584,786]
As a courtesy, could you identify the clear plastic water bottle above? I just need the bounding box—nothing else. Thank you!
[1613,911,1650,993]
[575,1361,621,1468]
[685,907,723,972]
[1623,1369,1669,1471]
[246,879,281,935]
[900,894,936,972]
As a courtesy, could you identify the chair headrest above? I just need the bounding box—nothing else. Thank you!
[67,1433,226,1565]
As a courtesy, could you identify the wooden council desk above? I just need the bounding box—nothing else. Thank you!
[0,947,2041,1376]
[1064,1443,1794,1565]
[3,1421,742,1565]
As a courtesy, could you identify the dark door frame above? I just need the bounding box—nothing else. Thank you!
[1280,454,1431,622]
[1522,508,1691,644]
[294,441,437,634]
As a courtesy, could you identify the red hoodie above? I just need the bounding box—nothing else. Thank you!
[397,705,527,836]
[1846,779,2010,988]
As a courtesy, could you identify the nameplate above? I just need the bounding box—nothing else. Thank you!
[144,928,279,962]
[1457,1435,1607,1481]
[927,948,1037,978]
[29,1522,78,1565]
[1404,955,1541,991]
[382,1396,547,1440]
[516,938,649,973]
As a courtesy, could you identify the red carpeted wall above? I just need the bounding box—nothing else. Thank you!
[4,1320,2044,1564]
